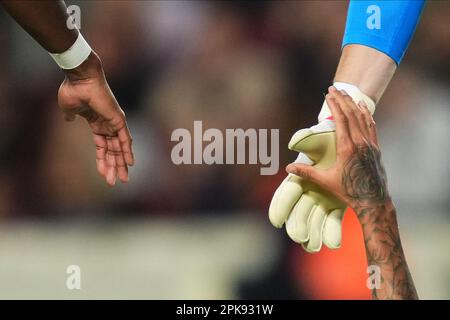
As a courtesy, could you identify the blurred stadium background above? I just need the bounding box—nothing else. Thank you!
[0,1,448,299]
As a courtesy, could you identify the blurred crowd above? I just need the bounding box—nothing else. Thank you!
[0,1,448,299]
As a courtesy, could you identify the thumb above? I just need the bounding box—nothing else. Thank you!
[286,163,321,184]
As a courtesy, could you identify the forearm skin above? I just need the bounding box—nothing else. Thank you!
[1,0,77,53]
[334,44,396,104]
[336,0,425,103]
[356,201,418,300]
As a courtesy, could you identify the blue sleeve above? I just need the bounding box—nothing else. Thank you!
[342,0,425,64]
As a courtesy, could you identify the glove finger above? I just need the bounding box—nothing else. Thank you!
[301,205,327,253]
[269,174,303,228]
[323,208,345,250]
[288,129,313,151]
[288,120,336,152]
[285,194,316,243]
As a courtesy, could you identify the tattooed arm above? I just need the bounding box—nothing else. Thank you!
[343,147,417,299]
[286,87,418,300]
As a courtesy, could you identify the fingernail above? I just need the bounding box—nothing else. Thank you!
[286,164,298,175]
[328,86,337,92]
[340,90,348,96]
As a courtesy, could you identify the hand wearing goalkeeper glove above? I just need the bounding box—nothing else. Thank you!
[269,82,375,252]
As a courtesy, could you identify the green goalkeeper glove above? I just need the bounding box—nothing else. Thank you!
[269,83,375,252]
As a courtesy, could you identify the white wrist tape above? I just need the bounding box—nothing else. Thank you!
[48,33,92,70]
[318,82,376,122]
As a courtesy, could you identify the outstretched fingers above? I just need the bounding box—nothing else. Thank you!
[328,87,366,146]
[359,101,379,146]
[105,136,118,186]
[118,126,134,166]
[112,136,129,183]
[325,90,351,154]
[94,132,130,185]
[93,134,107,178]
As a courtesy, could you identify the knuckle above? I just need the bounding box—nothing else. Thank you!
[298,169,309,179]
[361,105,369,114]
[112,116,126,129]
[357,113,365,121]
[339,116,349,124]
[350,106,359,114]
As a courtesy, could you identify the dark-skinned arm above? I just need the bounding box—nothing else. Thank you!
[1,0,134,186]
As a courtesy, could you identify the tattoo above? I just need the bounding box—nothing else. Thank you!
[342,144,417,299]
[359,206,418,300]
[342,145,388,205]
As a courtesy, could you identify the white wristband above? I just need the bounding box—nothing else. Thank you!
[318,82,376,122]
[48,33,92,70]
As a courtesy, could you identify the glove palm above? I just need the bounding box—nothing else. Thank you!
[269,120,346,252]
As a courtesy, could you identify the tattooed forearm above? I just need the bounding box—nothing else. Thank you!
[358,204,418,299]
[342,145,418,299]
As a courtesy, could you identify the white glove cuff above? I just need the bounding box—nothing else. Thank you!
[48,33,92,70]
[318,82,376,122]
